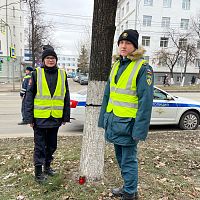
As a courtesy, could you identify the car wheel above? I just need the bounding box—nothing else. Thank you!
[179,111,200,130]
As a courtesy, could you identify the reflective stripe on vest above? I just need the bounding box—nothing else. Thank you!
[24,75,31,79]
[106,59,146,118]
[34,68,66,118]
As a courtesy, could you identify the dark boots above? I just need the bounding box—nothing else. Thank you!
[121,192,139,200]
[35,165,47,183]
[112,187,124,197]
[112,187,138,200]
[44,163,57,176]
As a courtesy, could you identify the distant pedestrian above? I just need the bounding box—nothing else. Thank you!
[18,66,33,125]
[24,47,70,183]
[191,76,196,85]
[163,74,170,86]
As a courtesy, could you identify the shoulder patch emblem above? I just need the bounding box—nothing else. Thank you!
[146,74,152,86]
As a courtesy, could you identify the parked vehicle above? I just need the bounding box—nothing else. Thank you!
[73,75,79,82]
[79,74,88,85]
[70,87,200,130]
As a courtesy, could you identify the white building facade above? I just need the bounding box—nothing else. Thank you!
[57,54,78,76]
[0,0,25,83]
[115,0,200,85]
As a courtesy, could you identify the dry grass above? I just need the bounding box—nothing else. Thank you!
[0,131,199,200]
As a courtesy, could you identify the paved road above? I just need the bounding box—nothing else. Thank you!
[0,80,199,138]
[0,79,86,138]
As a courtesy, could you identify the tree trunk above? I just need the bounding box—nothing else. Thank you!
[79,0,118,181]
[170,69,174,85]
[181,76,185,87]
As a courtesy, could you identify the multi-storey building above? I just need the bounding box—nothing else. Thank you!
[115,0,200,85]
[0,0,25,83]
[57,54,78,76]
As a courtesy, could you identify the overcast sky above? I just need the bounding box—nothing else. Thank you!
[42,0,94,55]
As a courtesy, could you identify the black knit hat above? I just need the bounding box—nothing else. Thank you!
[26,66,33,71]
[118,29,139,49]
[42,48,58,62]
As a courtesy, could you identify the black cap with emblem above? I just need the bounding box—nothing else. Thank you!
[118,29,139,49]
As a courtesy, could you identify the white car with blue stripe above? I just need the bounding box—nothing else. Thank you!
[70,87,200,130]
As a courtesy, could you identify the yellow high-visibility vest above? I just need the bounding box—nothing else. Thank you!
[34,68,66,118]
[106,59,146,118]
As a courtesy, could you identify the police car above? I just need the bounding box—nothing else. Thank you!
[70,86,200,130]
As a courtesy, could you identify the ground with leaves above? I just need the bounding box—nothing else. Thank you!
[0,131,200,200]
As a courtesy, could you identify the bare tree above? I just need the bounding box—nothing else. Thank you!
[79,0,118,181]
[153,30,191,84]
[26,0,54,68]
[180,43,199,86]
[191,14,200,83]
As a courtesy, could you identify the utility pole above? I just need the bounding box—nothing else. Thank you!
[134,0,138,29]
[5,0,10,83]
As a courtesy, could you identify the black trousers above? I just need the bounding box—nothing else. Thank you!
[33,126,59,166]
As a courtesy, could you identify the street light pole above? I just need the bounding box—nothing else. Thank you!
[5,0,10,83]
[134,0,139,29]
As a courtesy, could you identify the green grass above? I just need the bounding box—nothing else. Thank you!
[0,132,200,200]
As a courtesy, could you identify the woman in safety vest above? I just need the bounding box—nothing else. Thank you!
[25,47,70,183]
[98,29,154,200]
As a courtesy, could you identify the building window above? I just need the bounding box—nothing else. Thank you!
[13,7,15,17]
[13,25,16,36]
[126,21,128,29]
[121,7,124,18]
[20,33,23,42]
[121,25,124,32]
[177,76,181,82]
[20,16,22,25]
[180,18,189,30]
[144,56,150,62]
[143,15,152,26]
[126,2,129,13]
[142,36,150,46]
[162,17,170,28]
[197,40,200,49]
[163,0,171,8]
[0,64,2,71]
[182,0,190,10]
[196,59,200,68]
[160,37,169,47]
[144,0,153,6]
[179,38,187,48]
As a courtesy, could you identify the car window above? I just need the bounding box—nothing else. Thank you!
[153,88,168,100]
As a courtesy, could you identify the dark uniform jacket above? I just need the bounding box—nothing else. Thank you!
[98,47,154,145]
[24,66,70,128]
[20,73,31,97]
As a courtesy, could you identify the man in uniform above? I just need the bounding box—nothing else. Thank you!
[98,29,154,200]
[25,47,70,183]
[18,66,33,125]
